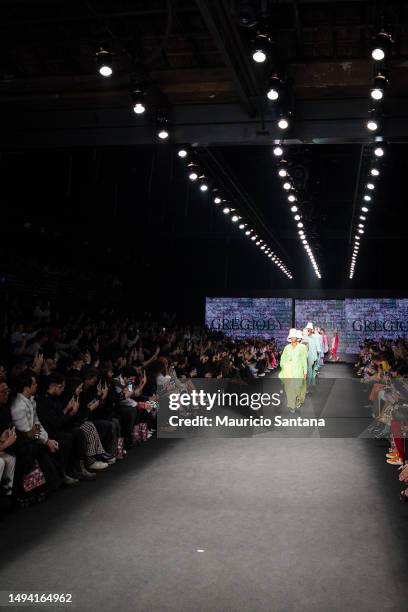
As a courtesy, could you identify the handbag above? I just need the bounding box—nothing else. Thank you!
[23,461,46,493]
[116,436,125,460]
[131,422,148,444]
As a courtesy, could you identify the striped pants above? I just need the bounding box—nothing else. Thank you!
[79,422,105,457]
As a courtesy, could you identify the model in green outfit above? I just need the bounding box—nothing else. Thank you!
[279,328,308,411]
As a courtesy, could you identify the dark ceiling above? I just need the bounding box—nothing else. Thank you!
[0,0,408,303]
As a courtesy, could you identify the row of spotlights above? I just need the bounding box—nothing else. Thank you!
[366,32,393,133]
[349,147,385,279]
[177,149,292,278]
[276,154,321,279]
[356,38,390,277]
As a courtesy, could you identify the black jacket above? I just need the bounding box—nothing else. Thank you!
[37,393,73,437]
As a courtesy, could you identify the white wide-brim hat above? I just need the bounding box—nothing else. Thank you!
[306,321,314,330]
[287,328,298,340]
[296,330,303,340]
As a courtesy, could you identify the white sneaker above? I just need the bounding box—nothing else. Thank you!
[87,460,109,470]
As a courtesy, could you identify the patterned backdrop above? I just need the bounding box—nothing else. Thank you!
[295,300,345,353]
[205,298,408,353]
[344,299,408,352]
[205,298,292,346]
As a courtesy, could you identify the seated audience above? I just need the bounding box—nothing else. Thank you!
[0,298,281,515]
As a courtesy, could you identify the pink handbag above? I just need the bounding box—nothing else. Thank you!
[23,461,46,492]
[116,437,125,460]
[131,423,148,444]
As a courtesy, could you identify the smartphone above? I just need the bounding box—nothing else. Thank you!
[127,383,133,391]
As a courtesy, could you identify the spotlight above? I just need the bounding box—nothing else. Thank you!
[291,206,298,212]
[200,183,208,192]
[251,235,257,241]
[371,32,393,61]
[253,49,266,63]
[363,195,372,201]
[133,102,145,115]
[157,114,170,140]
[283,182,291,190]
[367,119,378,131]
[214,196,222,204]
[288,194,296,202]
[278,166,288,177]
[239,223,245,229]
[189,172,198,181]
[366,183,375,190]
[358,229,364,234]
[297,222,303,228]
[256,241,261,246]
[278,117,289,130]
[178,149,187,158]
[370,74,388,101]
[251,34,272,64]
[370,168,380,176]
[231,215,239,222]
[273,146,283,156]
[358,223,364,228]
[360,215,366,221]
[267,88,279,101]
[361,206,369,212]
[96,48,113,77]
[222,207,230,214]
[294,215,301,221]
[372,48,384,61]
[374,146,384,157]
[266,76,282,101]
[245,230,251,235]
[131,85,146,114]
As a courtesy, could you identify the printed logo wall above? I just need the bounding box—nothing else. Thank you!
[205,298,292,346]
[344,299,408,352]
[206,298,408,353]
[295,300,345,352]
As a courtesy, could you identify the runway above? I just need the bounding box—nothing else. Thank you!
[1,365,408,611]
